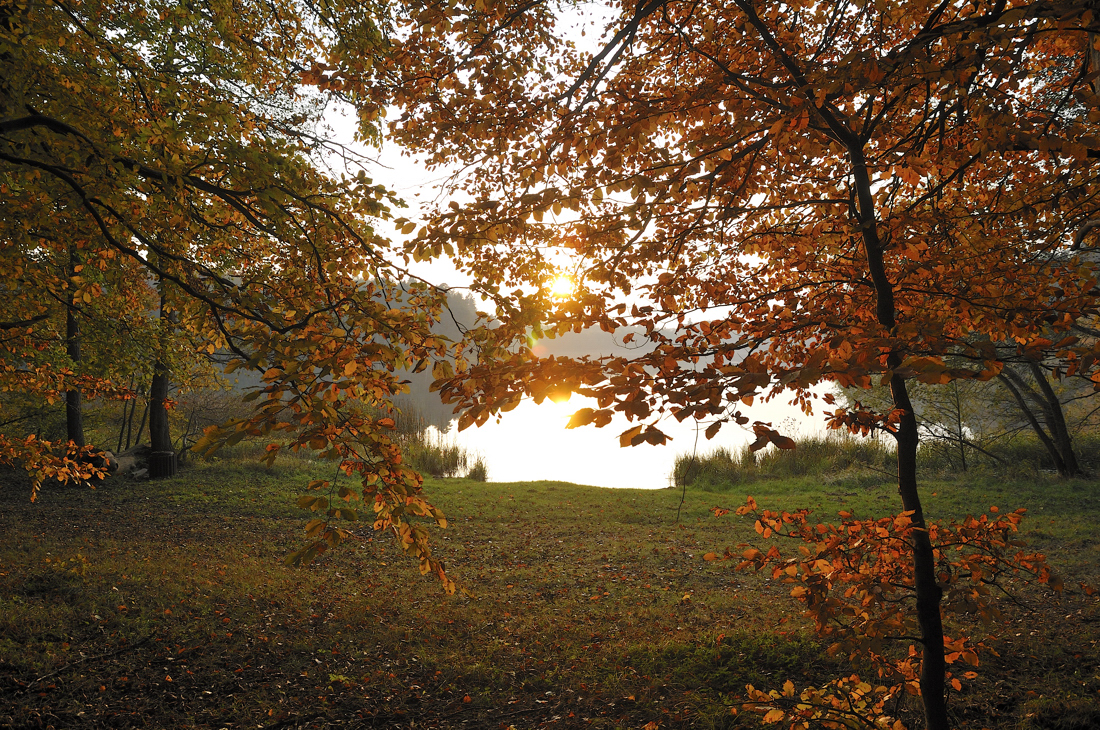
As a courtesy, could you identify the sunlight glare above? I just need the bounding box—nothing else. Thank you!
[548,274,577,299]
[547,386,571,404]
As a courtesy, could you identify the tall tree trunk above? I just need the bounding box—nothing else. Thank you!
[852,147,948,730]
[891,373,947,729]
[117,374,136,452]
[178,404,198,462]
[65,244,85,448]
[952,381,967,472]
[133,397,149,447]
[116,396,130,452]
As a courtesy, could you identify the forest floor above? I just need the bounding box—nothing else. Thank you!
[0,459,1098,729]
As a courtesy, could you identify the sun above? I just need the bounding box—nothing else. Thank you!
[548,273,577,299]
[546,386,571,404]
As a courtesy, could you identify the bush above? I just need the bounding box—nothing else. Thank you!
[466,456,488,482]
[755,432,895,476]
[915,431,1100,475]
[676,428,1100,491]
[200,402,490,480]
[391,405,483,479]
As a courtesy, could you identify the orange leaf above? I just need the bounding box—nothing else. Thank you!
[762,708,784,723]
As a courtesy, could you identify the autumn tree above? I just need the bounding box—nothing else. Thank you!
[1,0,457,586]
[338,0,1100,727]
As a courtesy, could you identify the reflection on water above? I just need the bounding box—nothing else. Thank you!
[432,392,827,489]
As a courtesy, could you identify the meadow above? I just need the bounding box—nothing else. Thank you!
[0,451,1097,729]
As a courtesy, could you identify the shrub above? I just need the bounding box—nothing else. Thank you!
[466,456,488,482]
[404,431,468,478]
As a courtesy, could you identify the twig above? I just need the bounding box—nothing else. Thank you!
[676,419,702,524]
[22,633,153,691]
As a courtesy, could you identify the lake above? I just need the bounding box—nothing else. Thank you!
[433,389,829,489]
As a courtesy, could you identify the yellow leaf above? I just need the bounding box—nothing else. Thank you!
[763,708,784,723]
[566,408,596,429]
[432,360,454,381]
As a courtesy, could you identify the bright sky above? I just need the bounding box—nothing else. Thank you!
[313,8,831,485]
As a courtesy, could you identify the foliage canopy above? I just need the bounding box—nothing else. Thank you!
[1,0,457,588]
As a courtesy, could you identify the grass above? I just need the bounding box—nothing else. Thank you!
[0,458,1098,729]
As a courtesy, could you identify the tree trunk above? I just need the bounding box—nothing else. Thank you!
[998,367,1082,477]
[148,363,172,452]
[852,145,948,730]
[65,245,85,448]
[133,397,149,447]
[149,287,173,455]
[116,396,129,453]
[891,372,948,730]
[117,375,136,452]
[952,381,967,472]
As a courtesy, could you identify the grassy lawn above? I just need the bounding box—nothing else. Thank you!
[0,459,1097,729]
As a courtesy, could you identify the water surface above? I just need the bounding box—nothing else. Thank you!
[438,391,827,489]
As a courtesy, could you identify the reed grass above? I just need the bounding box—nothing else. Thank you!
[675,429,1100,493]
[674,432,895,492]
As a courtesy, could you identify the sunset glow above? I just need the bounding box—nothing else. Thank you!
[546,387,571,404]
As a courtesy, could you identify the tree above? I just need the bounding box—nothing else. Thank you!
[707,499,1067,729]
[64,241,85,449]
[998,361,1087,476]
[148,281,175,466]
[356,1,1100,727]
[1,0,457,588]
[843,344,1100,475]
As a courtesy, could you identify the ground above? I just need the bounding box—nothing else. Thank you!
[0,459,1098,729]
